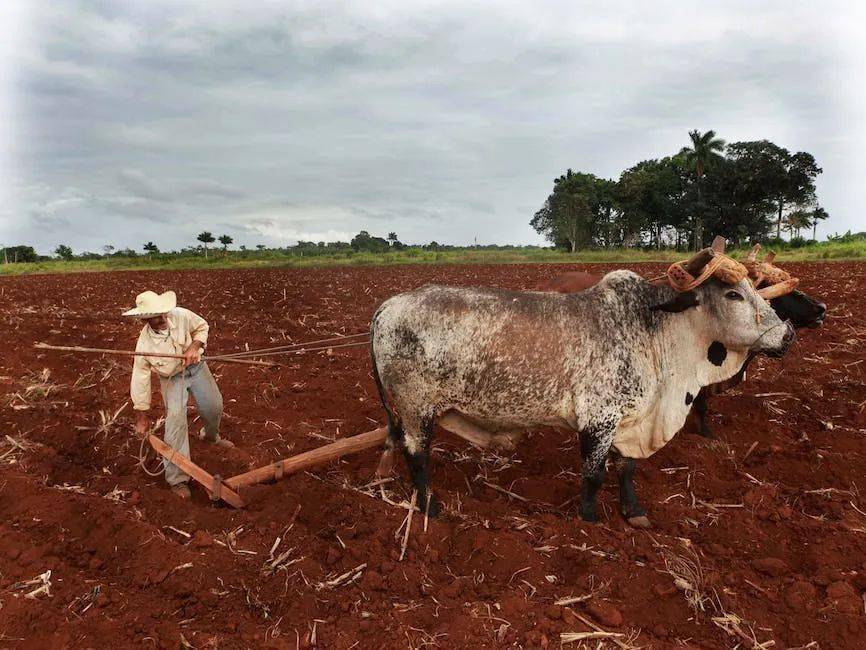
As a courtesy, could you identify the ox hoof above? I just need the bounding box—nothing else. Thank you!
[420,494,441,518]
[491,438,516,452]
[579,508,598,523]
[375,449,395,479]
[697,427,715,439]
[626,515,652,529]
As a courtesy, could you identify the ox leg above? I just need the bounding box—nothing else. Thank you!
[613,453,651,528]
[693,392,714,439]
[401,416,441,518]
[578,431,610,523]
[376,419,401,478]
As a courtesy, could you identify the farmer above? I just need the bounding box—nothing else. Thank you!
[123,290,233,499]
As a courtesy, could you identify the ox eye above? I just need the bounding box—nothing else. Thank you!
[725,290,744,301]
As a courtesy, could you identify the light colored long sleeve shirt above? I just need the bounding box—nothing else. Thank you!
[130,307,209,410]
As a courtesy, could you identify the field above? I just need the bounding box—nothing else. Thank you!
[1,261,865,649]
[2,238,865,277]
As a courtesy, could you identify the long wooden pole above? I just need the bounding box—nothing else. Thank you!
[225,427,387,490]
[33,342,277,367]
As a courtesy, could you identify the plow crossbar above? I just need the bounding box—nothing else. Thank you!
[148,435,245,508]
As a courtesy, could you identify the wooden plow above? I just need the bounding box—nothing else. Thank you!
[33,337,382,507]
[147,427,388,507]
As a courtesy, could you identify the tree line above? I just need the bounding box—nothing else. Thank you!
[1,231,434,263]
[531,130,828,251]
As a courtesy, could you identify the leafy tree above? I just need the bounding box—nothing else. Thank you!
[103,244,115,256]
[617,157,686,249]
[724,141,820,239]
[681,129,726,249]
[55,244,74,260]
[531,170,614,251]
[255,244,266,251]
[532,132,827,250]
[350,231,390,253]
[218,234,233,251]
[197,231,215,258]
[2,245,38,263]
[779,152,822,238]
[143,241,159,255]
[705,142,779,244]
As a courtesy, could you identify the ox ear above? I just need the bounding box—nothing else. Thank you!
[651,291,700,313]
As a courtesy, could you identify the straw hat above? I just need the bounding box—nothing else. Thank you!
[122,290,177,317]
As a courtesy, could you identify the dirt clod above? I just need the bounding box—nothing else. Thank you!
[785,581,817,611]
[586,600,623,628]
[752,557,789,577]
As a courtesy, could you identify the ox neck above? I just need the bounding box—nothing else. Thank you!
[653,303,751,391]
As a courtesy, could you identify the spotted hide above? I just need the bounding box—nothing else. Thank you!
[537,272,825,439]
[371,270,795,524]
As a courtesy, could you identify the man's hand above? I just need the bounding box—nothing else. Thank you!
[135,410,150,437]
[182,340,204,367]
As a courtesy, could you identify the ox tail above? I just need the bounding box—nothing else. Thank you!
[369,306,404,461]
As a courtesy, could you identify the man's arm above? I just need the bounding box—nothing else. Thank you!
[131,352,152,435]
[186,308,209,348]
[181,308,209,366]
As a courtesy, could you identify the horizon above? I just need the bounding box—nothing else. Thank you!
[2,2,865,255]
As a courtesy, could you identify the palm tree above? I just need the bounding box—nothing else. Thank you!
[197,231,215,258]
[218,234,233,251]
[785,209,812,240]
[811,205,829,241]
[682,130,726,249]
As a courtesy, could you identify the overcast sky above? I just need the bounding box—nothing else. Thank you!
[1,1,864,254]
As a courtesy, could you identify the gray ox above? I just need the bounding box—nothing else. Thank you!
[370,249,795,525]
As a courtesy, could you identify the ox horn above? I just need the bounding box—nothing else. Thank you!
[764,251,777,264]
[710,236,726,253]
[746,244,761,263]
[758,278,799,300]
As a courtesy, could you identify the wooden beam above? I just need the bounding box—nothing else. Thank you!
[148,435,244,508]
[34,342,277,367]
[225,427,387,491]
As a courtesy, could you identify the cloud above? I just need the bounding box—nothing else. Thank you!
[5,1,863,254]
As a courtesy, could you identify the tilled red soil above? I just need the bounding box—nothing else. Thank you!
[1,262,865,649]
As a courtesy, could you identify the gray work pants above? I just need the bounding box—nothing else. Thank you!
[158,362,223,486]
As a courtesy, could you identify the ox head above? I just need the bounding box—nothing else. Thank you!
[653,238,795,357]
[769,290,826,328]
[744,245,826,328]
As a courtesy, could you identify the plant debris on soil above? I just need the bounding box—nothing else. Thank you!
[1,261,865,649]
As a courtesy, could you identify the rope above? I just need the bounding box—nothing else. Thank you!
[135,364,189,478]
[665,253,748,292]
[207,332,369,359]
[207,339,370,361]
[137,415,167,476]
